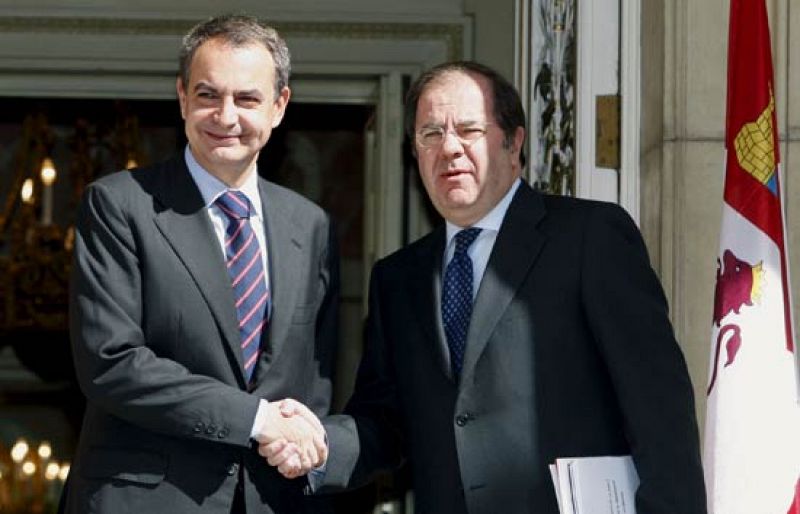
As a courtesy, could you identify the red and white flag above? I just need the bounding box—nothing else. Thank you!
[703,1,799,513]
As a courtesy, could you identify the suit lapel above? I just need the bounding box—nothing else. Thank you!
[151,159,246,383]
[410,228,453,379]
[460,184,547,385]
[256,180,302,376]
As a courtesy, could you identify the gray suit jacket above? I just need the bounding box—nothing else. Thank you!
[322,183,705,514]
[65,155,338,514]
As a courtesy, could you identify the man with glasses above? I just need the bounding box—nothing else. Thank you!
[266,61,706,514]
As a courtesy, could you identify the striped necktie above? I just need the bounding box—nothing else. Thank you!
[215,190,270,383]
[442,227,482,378]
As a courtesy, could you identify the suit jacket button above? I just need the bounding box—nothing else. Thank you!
[206,425,217,435]
[226,462,239,476]
[218,428,229,439]
[194,422,204,434]
[455,413,473,427]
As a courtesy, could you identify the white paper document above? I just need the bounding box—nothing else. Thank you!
[549,455,639,514]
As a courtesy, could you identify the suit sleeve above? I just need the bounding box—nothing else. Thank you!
[580,202,707,514]
[70,182,259,447]
[306,216,340,418]
[319,262,405,491]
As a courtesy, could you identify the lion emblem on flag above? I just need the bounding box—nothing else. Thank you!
[707,249,764,395]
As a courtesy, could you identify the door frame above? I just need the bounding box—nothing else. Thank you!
[514,0,641,222]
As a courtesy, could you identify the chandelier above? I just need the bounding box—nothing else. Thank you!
[0,105,143,382]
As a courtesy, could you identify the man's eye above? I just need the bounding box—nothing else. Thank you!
[420,129,442,139]
[422,133,442,144]
[237,97,260,107]
[460,127,484,135]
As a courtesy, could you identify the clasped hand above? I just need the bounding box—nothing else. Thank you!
[254,399,327,479]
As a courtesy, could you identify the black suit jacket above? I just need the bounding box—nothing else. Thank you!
[65,155,338,514]
[322,183,705,514]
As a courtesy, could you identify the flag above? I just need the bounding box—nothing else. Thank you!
[703,1,800,513]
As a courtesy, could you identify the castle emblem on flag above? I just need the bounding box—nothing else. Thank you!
[733,89,777,190]
[707,249,764,395]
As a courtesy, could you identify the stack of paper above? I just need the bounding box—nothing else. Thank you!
[549,455,639,514]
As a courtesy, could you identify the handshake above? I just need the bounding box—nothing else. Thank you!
[253,399,327,479]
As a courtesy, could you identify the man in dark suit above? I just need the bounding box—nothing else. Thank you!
[64,15,336,514]
[266,61,706,513]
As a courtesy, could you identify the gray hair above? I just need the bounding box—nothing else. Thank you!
[179,14,290,99]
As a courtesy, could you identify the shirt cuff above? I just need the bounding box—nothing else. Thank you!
[306,460,328,493]
[250,399,270,440]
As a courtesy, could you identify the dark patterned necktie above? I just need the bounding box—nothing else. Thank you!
[215,190,270,382]
[442,227,482,378]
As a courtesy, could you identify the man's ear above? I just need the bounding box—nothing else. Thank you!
[270,86,292,128]
[510,126,525,166]
[511,126,525,154]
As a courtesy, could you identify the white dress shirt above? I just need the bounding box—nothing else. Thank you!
[443,178,522,298]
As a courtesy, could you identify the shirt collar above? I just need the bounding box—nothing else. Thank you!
[184,145,263,219]
[445,178,521,245]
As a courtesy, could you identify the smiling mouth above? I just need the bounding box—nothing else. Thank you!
[206,131,241,142]
[440,169,470,179]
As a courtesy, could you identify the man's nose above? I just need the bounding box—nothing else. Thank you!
[440,130,465,158]
[216,97,238,125]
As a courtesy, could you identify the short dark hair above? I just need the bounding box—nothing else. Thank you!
[178,14,290,99]
[404,61,526,167]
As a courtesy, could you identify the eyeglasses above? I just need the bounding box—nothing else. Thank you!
[415,122,493,148]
